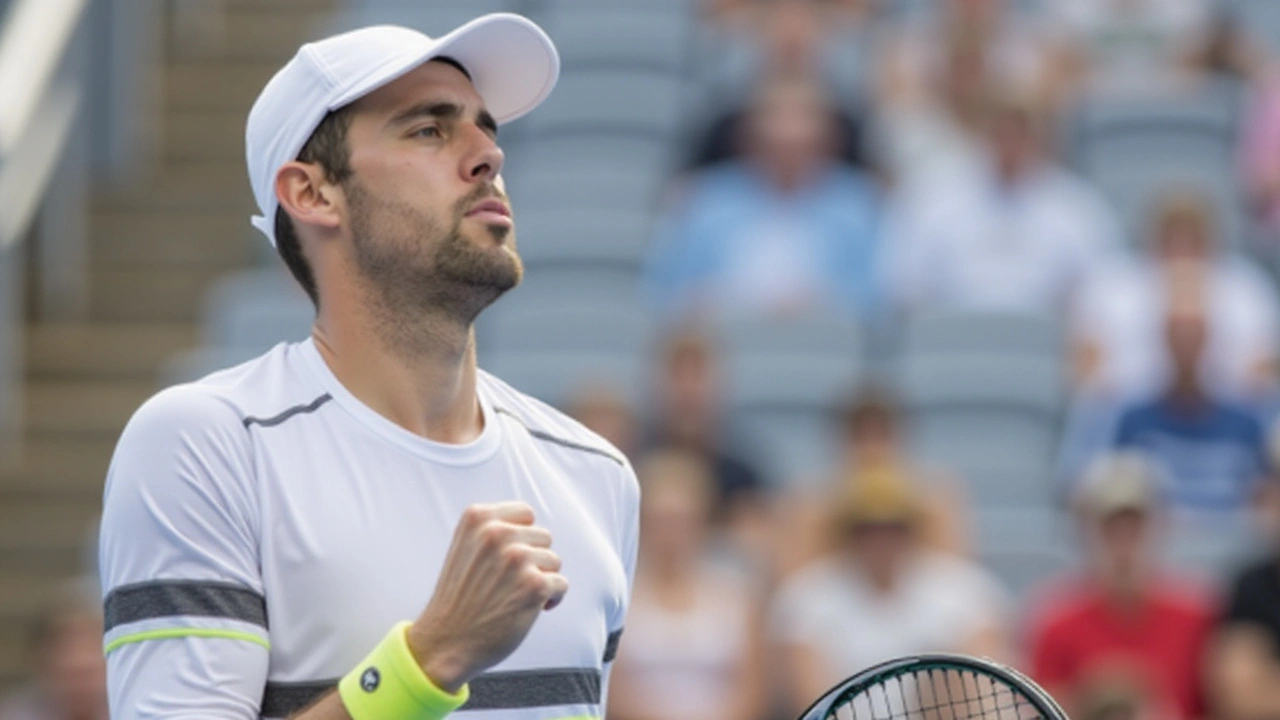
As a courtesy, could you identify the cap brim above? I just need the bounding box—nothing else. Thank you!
[330,13,559,124]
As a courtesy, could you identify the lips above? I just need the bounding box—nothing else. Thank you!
[466,198,511,217]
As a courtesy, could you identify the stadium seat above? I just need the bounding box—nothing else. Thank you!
[513,206,652,271]
[903,311,1063,359]
[521,69,688,139]
[502,131,678,184]
[506,165,666,216]
[481,349,644,408]
[972,507,1075,601]
[712,313,864,483]
[479,297,655,359]
[332,0,526,35]
[202,268,313,351]
[900,312,1067,508]
[533,8,694,73]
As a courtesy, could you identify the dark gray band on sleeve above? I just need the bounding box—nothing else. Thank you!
[103,579,267,631]
[603,628,623,663]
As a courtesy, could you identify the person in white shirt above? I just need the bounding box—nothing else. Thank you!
[883,91,1122,317]
[771,472,1009,717]
[1071,189,1279,399]
[98,15,639,720]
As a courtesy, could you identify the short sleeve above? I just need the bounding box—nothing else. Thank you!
[99,384,269,719]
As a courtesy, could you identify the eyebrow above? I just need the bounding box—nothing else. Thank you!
[387,101,499,138]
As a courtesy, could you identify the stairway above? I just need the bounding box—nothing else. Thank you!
[0,0,336,690]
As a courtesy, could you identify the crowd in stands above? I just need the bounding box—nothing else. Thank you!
[11,0,1280,718]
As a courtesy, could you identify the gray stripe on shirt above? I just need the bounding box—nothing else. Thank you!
[103,579,267,632]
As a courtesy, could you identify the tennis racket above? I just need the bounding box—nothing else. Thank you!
[798,654,1069,720]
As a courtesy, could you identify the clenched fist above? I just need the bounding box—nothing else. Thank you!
[405,502,568,694]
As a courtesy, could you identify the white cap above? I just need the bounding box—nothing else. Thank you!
[246,13,559,246]
[1075,452,1167,519]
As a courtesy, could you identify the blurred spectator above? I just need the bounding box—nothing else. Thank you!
[883,92,1121,316]
[771,471,1008,715]
[608,449,767,720]
[876,0,1059,113]
[1111,297,1268,511]
[1072,190,1280,399]
[645,330,769,554]
[697,0,874,110]
[645,73,882,321]
[1027,453,1214,720]
[1208,475,1280,720]
[1048,0,1215,97]
[871,21,991,186]
[567,382,640,461]
[775,384,970,577]
[0,580,107,720]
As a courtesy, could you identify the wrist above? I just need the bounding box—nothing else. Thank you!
[405,624,470,695]
[338,622,469,720]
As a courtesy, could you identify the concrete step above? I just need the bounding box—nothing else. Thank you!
[91,211,253,269]
[89,267,234,324]
[166,62,282,112]
[24,380,154,438]
[26,323,196,381]
[163,110,245,162]
[95,160,254,213]
[0,437,117,499]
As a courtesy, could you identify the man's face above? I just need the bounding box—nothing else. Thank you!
[337,60,521,319]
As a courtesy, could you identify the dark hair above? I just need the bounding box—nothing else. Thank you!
[273,105,355,308]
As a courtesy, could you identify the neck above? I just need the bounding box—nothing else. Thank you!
[312,287,484,444]
[1099,568,1146,611]
[1168,377,1205,407]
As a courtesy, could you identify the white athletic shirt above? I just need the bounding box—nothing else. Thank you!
[98,338,639,720]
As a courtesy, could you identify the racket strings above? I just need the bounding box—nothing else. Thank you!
[834,668,1043,720]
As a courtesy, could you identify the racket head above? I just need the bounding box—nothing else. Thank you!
[797,654,1069,720]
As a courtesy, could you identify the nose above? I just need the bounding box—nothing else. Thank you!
[463,126,504,184]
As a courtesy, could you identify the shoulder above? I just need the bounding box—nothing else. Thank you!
[480,370,631,472]
[115,343,327,459]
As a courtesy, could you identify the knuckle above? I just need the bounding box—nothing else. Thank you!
[479,521,511,548]
[500,543,526,568]
[461,505,490,526]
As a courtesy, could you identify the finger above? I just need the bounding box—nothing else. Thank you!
[489,501,536,525]
[526,548,561,573]
[507,525,552,549]
[542,572,569,611]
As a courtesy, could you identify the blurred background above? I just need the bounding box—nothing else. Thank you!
[6,0,1280,719]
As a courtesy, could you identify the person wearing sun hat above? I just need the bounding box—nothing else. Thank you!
[98,14,639,720]
[770,468,1009,715]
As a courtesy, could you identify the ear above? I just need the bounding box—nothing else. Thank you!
[274,161,344,235]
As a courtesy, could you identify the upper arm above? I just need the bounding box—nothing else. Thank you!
[100,386,268,719]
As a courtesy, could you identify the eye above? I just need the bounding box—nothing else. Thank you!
[413,125,441,139]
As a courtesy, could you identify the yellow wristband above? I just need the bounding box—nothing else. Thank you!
[338,621,470,720]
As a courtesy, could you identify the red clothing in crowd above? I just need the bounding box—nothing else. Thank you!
[1026,575,1214,720]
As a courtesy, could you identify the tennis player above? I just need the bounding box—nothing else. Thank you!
[98,13,638,720]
